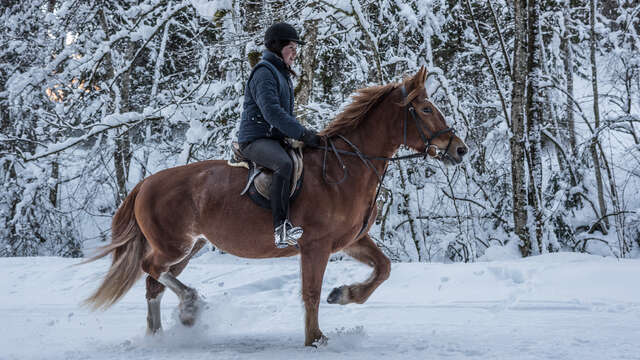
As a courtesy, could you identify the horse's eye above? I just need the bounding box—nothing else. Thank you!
[422,107,433,114]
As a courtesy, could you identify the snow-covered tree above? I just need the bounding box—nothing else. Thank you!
[1,0,638,260]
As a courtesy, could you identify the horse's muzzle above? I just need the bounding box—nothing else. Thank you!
[442,142,467,165]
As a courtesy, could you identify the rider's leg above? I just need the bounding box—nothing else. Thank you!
[270,170,292,228]
[271,172,303,247]
[240,138,302,247]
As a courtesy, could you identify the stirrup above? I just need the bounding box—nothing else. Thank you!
[274,220,303,249]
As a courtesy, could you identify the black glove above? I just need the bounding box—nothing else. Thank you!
[300,128,322,147]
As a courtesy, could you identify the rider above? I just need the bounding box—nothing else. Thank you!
[237,22,322,249]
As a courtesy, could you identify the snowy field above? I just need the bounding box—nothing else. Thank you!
[1,252,639,360]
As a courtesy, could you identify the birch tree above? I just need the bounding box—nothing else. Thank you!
[510,0,531,256]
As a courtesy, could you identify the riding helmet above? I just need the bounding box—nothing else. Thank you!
[264,22,306,48]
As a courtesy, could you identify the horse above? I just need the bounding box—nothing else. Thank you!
[84,66,468,347]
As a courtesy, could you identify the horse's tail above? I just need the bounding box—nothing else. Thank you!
[82,181,147,310]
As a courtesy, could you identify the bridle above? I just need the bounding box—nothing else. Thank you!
[314,84,457,239]
[317,85,456,186]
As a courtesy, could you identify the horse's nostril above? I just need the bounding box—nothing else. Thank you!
[457,146,468,156]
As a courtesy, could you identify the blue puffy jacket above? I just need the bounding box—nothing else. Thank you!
[237,50,306,144]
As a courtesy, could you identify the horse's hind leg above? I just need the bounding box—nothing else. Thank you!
[327,235,391,305]
[146,276,165,334]
[144,239,207,332]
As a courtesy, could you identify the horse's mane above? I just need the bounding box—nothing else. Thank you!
[320,81,401,137]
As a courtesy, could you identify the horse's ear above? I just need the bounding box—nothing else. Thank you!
[413,66,427,89]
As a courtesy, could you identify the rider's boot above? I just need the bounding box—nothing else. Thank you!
[274,219,303,248]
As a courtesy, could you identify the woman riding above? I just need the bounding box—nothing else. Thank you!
[237,22,322,249]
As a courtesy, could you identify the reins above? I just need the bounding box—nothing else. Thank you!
[311,85,455,239]
[319,136,434,186]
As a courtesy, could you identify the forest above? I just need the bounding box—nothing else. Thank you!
[1,0,639,261]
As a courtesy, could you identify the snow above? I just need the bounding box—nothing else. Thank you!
[478,241,522,261]
[1,252,639,359]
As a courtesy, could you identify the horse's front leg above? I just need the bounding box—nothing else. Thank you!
[300,241,331,346]
[327,234,391,305]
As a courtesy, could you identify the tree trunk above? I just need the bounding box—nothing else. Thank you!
[487,0,512,80]
[624,64,639,144]
[243,0,263,34]
[561,5,577,155]
[295,18,319,124]
[465,0,511,125]
[243,0,263,68]
[597,142,627,256]
[525,0,544,253]
[49,159,59,208]
[510,0,531,257]
[397,163,421,261]
[113,41,135,205]
[5,162,19,252]
[98,6,129,205]
[590,0,609,230]
[378,187,393,244]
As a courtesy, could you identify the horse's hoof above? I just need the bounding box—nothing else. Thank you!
[179,289,201,326]
[180,313,196,327]
[306,334,328,347]
[327,286,349,305]
[146,327,163,336]
[312,335,329,347]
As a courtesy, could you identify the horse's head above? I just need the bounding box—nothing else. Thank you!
[398,66,467,165]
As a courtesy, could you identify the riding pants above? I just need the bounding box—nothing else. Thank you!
[240,138,293,229]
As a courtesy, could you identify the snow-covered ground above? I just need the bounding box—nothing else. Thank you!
[1,252,639,360]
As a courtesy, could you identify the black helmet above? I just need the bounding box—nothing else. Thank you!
[264,22,305,48]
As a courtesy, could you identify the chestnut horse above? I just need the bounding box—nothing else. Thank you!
[84,67,467,346]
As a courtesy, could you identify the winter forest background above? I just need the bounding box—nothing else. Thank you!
[1,0,639,262]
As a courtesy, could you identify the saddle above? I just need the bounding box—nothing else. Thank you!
[227,140,304,209]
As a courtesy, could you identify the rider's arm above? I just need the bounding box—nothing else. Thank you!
[249,67,305,140]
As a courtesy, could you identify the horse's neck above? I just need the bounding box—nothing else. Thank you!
[316,109,400,203]
[341,109,400,173]
[304,98,401,202]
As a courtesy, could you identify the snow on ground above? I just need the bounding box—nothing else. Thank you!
[1,252,639,360]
